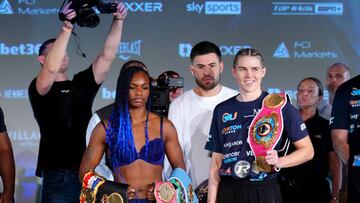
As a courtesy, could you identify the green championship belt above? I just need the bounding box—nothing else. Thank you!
[154,181,176,203]
[168,168,198,203]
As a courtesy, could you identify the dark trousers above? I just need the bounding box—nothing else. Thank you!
[219,177,282,203]
[348,167,360,203]
[41,169,81,203]
[279,177,330,203]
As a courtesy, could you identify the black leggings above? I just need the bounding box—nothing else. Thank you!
[219,177,282,203]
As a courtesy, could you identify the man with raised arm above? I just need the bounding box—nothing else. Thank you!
[28,2,127,202]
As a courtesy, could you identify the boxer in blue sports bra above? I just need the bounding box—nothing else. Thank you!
[80,64,186,203]
[113,116,165,168]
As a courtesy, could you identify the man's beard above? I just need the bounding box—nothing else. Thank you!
[195,75,221,91]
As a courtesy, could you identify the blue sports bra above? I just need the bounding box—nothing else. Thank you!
[104,117,165,167]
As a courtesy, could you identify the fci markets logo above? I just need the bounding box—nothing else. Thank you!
[0,0,14,15]
[273,42,289,58]
[0,0,12,14]
[179,43,251,58]
[0,0,59,15]
[118,40,142,61]
[273,41,338,59]
[186,1,241,15]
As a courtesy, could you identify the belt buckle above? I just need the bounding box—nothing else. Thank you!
[155,181,176,203]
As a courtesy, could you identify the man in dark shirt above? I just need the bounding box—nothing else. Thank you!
[28,2,127,202]
[0,107,15,203]
[330,74,360,203]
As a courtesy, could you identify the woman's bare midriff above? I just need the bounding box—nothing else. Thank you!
[114,160,163,199]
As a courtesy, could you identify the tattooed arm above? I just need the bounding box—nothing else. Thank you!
[79,123,107,181]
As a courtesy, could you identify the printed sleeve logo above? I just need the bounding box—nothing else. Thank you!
[300,123,306,131]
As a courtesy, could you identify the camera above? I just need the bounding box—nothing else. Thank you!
[152,72,184,117]
[60,0,117,28]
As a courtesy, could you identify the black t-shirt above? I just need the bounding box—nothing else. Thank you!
[0,107,7,133]
[205,92,308,180]
[281,111,332,181]
[28,66,100,176]
[330,74,360,168]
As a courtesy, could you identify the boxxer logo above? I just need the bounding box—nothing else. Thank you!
[178,43,192,58]
[124,2,162,12]
[179,43,251,58]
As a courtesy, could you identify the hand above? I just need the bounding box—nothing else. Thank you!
[60,1,76,24]
[146,183,156,201]
[265,150,281,168]
[126,186,136,200]
[113,2,127,20]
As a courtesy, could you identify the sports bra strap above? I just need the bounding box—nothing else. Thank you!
[100,119,107,130]
[160,117,164,139]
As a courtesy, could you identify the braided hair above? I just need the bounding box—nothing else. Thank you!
[106,65,153,172]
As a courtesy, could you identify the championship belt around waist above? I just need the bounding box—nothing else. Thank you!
[168,168,199,203]
[154,181,176,203]
[248,93,287,173]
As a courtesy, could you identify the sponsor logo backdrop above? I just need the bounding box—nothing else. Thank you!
[0,0,359,202]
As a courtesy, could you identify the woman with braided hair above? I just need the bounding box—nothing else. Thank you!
[79,62,185,202]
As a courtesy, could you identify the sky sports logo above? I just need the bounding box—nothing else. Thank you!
[186,1,241,15]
